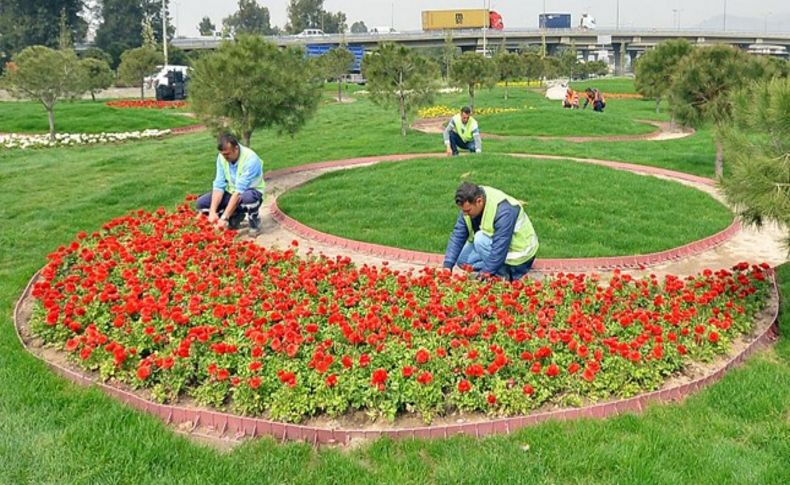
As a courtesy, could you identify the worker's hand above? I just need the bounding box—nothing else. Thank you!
[445,146,453,157]
[475,149,482,154]
[207,211,219,224]
[215,218,229,230]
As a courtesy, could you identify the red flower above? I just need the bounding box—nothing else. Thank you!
[415,348,431,364]
[416,371,433,385]
[216,368,230,381]
[402,366,415,378]
[457,379,471,393]
[708,331,720,343]
[325,374,337,387]
[568,362,581,374]
[371,368,388,386]
[341,355,353,369]
[545,363,559,377]
[522,384,534,395]
[582,368,596,382]
[487,393,497,405]
[136,365,151,380]
[359,353,371,368]
[248,376,261,389]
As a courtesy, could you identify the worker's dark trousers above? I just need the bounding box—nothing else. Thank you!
[449,131,476,155]
[195,189,262,217]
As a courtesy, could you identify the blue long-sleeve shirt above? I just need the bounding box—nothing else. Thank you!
[443,200,520,275]
[212,147,263,194]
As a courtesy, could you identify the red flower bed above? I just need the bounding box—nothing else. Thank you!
[106,99,188,109]
[29,203,771,423]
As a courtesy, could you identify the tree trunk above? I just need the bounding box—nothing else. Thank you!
[140,78,145,100]
[655,96,661,114]
[46,106,56,141]
[91,91,96,102]
[504,81,509,100]
[715,139,724,179]
[399,93,407,136]
[469,85,475,112]
[337,77,343,102]
[242,130,252,147]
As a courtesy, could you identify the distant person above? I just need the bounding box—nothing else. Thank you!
[583,87,606,112]
[443,106,482,156]
[563,87,580,109]
[195,133,264,236]
[443,182,539,281]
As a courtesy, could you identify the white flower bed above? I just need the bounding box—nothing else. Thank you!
[0,129,172,149]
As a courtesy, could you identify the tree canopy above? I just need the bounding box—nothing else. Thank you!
[286,0,346,34]
[198,16,217,36]
[494,51,523,99]
[362,43,440,136]
[80,57,115,102]
[720,78,790,250]
[320,47,355,101]
[0,0,87,65]
[1,46,86,140]
[669,45,772,177]
[188,35,322,146]
[450,52,497,111]
[95,1,173,67]
[222,0,276,36]
[634,39,693,113]
[118,46,163,100]
[350,21,368,33]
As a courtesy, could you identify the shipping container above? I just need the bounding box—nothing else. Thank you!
[539,13,571,29]
[421,9,489,30]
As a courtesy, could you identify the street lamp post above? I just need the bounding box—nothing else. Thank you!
[161,0,168,65]
[723,0,727,31]
[616,0,620,31]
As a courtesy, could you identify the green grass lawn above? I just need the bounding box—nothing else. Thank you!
[0,77,787,483]
[277,155,733,258]
[569,76,640,93]
[0,99,196,134]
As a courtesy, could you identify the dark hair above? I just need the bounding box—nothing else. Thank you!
[460,106,472,115]
[585,87,593,94]
[455,182,485,205]
[217,133,239,151]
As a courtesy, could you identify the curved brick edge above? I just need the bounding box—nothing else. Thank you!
[410,118,695,143]
[170,124,206,135]
[268,153,739,272]
[14,269,781,446]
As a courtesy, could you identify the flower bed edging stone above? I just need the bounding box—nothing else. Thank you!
[267,153,739,273]
[14,263,781,447]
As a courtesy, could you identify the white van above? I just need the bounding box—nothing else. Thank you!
[296,29,326,37]
[145,65,190,89]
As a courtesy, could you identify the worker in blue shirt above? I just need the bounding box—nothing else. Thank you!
[443,182,539,281]
[195,133,265,236]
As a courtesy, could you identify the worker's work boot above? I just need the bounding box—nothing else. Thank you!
[227,212,244,230]
[248,212,261,236]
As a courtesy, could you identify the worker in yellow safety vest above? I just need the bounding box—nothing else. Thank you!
[443,182,539,281]
[443,106,482,156]
[195,133,265,236]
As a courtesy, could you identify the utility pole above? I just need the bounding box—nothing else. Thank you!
[616,0,620,30]
[723,0,727,31]
[482,0,488,55]
[161,0,168,65]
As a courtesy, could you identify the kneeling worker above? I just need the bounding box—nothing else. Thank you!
[196,133,265,236]
[443,182,539,281]
[444,106,482,156]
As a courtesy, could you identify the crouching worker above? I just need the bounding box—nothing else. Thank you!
[563,87,580,109]
[196,133,264,236]
[583,87,606,112]
[444,106,482,156]
[443,182,539,281]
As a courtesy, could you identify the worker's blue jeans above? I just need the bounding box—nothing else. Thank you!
[449,131,476,155]
[195,189,262,216]
[456,232,535,281]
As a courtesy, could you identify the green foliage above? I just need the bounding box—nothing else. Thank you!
[141,17,157,50]
[721,77,790,251]
[80,58,115,102]
[350,20,367,33]
[95,1,145,68]
[286,0,346,34]
[79,47,114,67]
[669,45,774,177]
[222,0,276,36]
[118,46,163,100]
[441,33,459,80]
[362,43,440,136]
[634,39,693,113]
[1,46,86,139]
[450,52,497,111]
[0,0,87,64]
[198,16,217,36]
[579,60,609,79]
[522,52,544,81]
[320,47,355,101]
[555,46,579,79]
[494,51,523,99]
[188,35,322,146]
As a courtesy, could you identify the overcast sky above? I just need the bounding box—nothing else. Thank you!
[172,1,790,36]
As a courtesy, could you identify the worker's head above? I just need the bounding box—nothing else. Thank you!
[455,182,486,218]
[217,133,240,163]
[460,106,472,123]
[585,87,594,95]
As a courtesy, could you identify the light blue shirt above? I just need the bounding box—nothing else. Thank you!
[212,146,263,194]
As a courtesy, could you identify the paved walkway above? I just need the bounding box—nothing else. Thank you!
[248,153,788,278]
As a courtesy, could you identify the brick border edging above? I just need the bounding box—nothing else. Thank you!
[170,124,206,135]
[267,153,739,272]
[13,269,781,445]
